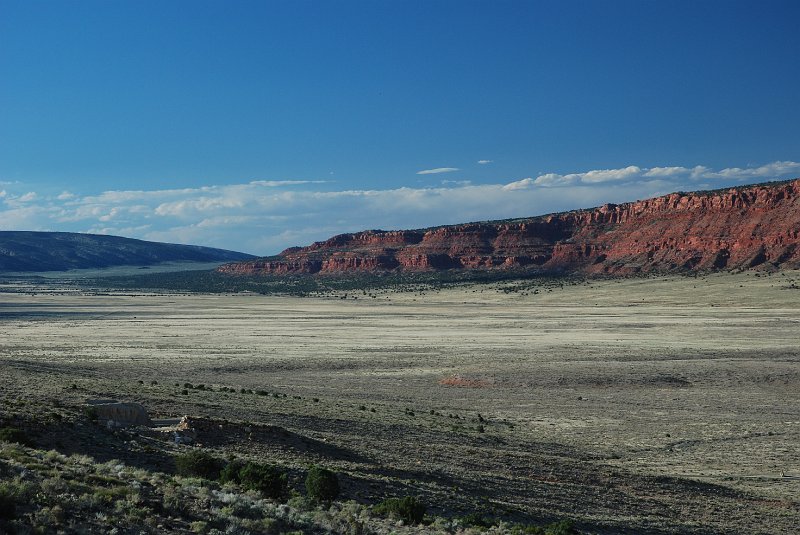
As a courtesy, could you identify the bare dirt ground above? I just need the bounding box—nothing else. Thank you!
[1,270,798,533]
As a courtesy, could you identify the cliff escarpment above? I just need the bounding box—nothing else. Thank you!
[217,179,800,276]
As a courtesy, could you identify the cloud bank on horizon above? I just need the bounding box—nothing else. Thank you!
[1,160,798,256]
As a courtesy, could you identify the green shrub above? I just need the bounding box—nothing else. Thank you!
[462,512,492,527]
[305,465,340,502]
[544,520,577,535]
[510,526,545,535]
[175,450,224,480]
[218,459,245,484]
[93,485,131,506]
[239,462,287,499]
[373,496,426,525]
[219,459,287,499]
[0,427,33,447]
[510,520,577,535]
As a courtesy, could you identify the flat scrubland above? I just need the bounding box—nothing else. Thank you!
[1,270,798,534]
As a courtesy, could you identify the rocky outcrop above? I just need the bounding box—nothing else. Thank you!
[217,178,800,276]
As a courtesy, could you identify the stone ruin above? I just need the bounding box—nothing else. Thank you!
[86,399,153,429]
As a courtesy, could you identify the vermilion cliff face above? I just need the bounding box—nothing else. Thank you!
[218,179,800,276]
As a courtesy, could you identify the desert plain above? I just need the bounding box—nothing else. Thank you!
[1,270,798,534]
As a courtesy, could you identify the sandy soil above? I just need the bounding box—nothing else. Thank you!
[1,270,798,533]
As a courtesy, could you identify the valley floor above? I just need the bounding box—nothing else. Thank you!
[1,270,798,533]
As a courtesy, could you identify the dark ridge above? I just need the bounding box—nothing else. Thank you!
[0,231,255,272]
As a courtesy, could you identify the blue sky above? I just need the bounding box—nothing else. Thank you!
[1,0,799,255]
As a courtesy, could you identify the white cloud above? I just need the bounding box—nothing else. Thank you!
[2,191,40,207]
[643,166,690,178]
[57,191,76,200]
[502,178,536,190]
[699,161,800,180]
[530,161,800,187]
[533,173,580,187]
[0,204,59,230]
[87,224,152,236]
[689,166,710,179]
[441,179,472,186]
[581,166,642,183]
[531,166,641,187]
[416,167,459,175]
[98,207,120,222]
[154,195,247,217]
[477,160,493,165]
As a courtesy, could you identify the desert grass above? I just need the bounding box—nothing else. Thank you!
[0,269,798,533]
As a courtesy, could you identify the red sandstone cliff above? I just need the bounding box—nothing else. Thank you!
[217,179,800,276]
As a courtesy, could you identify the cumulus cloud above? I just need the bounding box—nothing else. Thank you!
[581,166,642,183]
[2,191,41,208]
[532,166,641,187]
[532,173,579,187]
[477,160,493,165]
[643,166,690,178]
[532,161,800,187]
[698,161,800,180]
[690,165,711,179]
[1,160,797,255]
[416,167,459,175]
[502,178,536,190]
[0,204,59,230]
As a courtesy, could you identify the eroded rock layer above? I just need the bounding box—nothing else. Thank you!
[218,179,800,276]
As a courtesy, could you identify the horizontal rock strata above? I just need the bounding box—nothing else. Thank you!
[218,179,800,276]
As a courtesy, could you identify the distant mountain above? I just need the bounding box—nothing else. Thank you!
[218,178,800,277]
[0,231,255,272]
